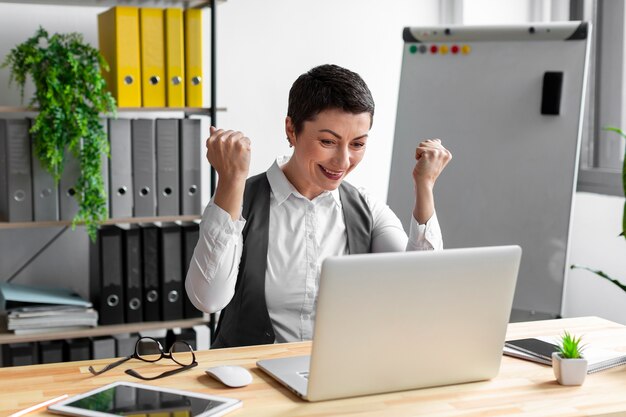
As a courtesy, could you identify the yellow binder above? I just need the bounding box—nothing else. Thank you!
[184,9,203,107]
[165,8,185,107]
[140,8,166,107]
[98,6,141,107]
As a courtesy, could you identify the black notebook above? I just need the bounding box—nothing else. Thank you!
[504,336,626,374]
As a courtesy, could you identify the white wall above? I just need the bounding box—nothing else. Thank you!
[563,192,626,323]
[216,0,439,202]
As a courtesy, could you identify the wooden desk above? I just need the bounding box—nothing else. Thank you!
[2,316,626,417]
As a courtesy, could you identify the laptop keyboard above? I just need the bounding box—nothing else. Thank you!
[297,371,309,380]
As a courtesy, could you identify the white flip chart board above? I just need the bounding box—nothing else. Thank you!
[388,22,590,318]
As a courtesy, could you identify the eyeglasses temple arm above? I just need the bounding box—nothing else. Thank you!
[125,361,198,381]
[88,355,133,375]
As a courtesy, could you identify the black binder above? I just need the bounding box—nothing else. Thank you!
[181,222,203,318]
[90,226,125,325]
[64,338,91,362]
[90,336,116,360]
[2,342,35,367]
[38,340,64,364]
[121,225,143,323]
[166,327,197,351]
[140,224,161,322]
[159,223,183,321]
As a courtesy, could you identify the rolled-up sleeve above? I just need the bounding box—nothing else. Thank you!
[361,187,443,253]
[185,202,246,313]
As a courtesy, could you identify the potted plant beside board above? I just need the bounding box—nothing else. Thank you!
[552,331,587,386]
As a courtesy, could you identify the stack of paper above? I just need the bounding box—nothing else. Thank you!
[4,305,98,335]
[0,282,98,335]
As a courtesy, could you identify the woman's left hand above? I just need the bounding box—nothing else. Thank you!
[413,139,452,190]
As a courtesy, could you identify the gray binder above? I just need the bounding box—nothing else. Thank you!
[28,119,59,221]
[59,145,80,221]
[109,119,133,219]
[180,118,202,215]
[131,119,157,217]
[100,118,109,218]
[0,118,33,222]
[156,119,180,216]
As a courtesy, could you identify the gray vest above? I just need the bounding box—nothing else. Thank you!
[212,172,373,348]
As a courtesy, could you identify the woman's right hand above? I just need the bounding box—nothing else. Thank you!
[206,126,251,183]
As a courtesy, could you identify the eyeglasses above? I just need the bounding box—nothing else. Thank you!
[88,337,198,381]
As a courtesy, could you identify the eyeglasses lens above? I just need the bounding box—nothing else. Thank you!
[170,341,194,366]
[136,338,162,362]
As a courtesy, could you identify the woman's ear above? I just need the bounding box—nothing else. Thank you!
[285,116,296,147]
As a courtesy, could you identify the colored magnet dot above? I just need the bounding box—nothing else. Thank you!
[461,45,471,54]
[451,45,459,54]
[409,45,418,54]
[440,45,449,55]
[419,45,427,54]
[430,45,438,54]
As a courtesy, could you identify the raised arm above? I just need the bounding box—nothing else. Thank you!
[412,139,451,224]
[185,127,251,313]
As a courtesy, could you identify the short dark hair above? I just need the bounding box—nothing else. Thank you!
[287,64,375,135]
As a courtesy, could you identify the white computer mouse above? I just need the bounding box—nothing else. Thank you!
[205,365,253,388]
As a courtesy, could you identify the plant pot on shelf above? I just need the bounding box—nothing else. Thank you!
[552,352,588,386]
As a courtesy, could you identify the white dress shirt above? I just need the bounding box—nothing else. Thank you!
[186,156,443,343]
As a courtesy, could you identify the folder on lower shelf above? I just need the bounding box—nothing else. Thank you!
[131,119,157,217]
[113,332,139,357]
[121,225,143,323]
[0,118,33,222]
[38,340,64,364]
[156,119,180,216]
[184,8,203,107]
[109,118,133,219]
[141,224,161,322]
[140,8,166,107]
[98,6,142,107]
[90,225,125,325]
[181,222,202,319]
[166,327,196,350]
[64,338,91,362]
[91,336,116,360]
[159,223,183,321]
[2,342,36,367]
[165,8,185,107]
[180,119,202,215]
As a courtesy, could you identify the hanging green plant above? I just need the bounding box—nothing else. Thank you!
[1,26,116,241]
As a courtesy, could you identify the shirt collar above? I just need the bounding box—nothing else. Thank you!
[266,156,342,207]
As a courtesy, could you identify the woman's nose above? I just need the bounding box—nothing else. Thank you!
[331,147,351,168]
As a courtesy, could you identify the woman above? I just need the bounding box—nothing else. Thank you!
[186,64,451,348]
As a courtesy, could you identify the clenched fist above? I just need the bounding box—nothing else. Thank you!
[413,138,452,190]
[206,126,251,183]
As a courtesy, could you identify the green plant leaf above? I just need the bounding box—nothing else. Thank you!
[3,27,116,241]
[557,331,585,359]
[570,264,626,292]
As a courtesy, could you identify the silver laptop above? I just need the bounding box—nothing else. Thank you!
[257,245,522,402]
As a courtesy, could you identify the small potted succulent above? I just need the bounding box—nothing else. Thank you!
[552,331,587,386]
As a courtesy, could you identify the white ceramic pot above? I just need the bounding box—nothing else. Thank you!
[552,352,588,386]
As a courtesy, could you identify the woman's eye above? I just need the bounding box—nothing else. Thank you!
[352,142,365,148]
[320,139,334,146]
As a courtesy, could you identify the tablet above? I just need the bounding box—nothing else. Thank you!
[48,381,242,417]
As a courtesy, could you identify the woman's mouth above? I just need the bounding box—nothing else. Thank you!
[318,165,344,180]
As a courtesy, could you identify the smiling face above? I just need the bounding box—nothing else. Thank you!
[282,108,371,200]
